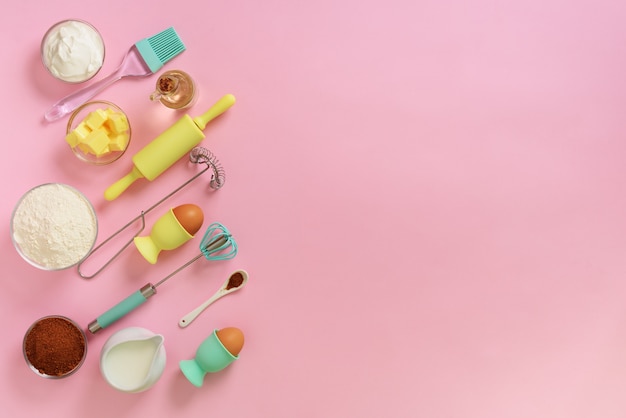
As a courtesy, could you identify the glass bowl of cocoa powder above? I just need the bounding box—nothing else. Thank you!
[23,315,87,378]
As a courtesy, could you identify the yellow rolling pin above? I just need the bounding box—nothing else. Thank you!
[104,94,235,201]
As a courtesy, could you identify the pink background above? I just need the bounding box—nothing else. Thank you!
[2,0,626,416]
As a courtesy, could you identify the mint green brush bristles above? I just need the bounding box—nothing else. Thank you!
[45,27,186,122]
[135,27,186,72]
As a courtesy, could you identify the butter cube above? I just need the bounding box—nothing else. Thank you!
[85,109,108,130]
[105,112,129,134]
[108,133,129,151]
[75,121,91,138]
[65,122,90,147]
[84,128,110,156]
[76,141,91,154]
[65,131,81,148]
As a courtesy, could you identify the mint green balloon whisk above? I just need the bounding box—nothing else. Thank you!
[88,223,237,333]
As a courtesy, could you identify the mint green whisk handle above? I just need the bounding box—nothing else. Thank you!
[88,284,156,333]
[87,223,237,334]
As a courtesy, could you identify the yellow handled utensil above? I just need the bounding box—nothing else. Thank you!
[104,94,235,201]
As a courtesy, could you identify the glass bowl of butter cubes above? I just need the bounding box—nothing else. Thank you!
[66,101,131,165]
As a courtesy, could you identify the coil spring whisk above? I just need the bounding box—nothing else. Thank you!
[190,147,225,190]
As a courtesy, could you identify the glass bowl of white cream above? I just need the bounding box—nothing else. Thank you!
[41,19,105,83]
[11,183,98,271]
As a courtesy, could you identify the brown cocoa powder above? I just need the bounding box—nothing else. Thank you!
[226,272,244,290]
[24,317,86,377]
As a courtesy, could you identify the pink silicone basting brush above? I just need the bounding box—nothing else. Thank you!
[45,27,186,122]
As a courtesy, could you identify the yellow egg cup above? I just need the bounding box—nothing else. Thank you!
[134,209,193,264]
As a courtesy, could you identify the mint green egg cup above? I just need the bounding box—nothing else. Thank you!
[179,329,238,387]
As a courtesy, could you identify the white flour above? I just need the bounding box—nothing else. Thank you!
[12,183,97,270]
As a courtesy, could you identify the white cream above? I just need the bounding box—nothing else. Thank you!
[42,20,104,82]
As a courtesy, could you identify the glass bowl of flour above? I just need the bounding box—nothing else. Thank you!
[11,183,98,271]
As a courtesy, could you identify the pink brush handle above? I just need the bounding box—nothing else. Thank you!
[44,46,152,122]
[44,69,125,122]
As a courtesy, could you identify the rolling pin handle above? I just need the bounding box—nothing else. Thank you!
[193,94,236,130]
[104,166,145,201]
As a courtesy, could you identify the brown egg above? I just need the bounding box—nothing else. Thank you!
[216,327,244,356]
[172,204,204,235]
